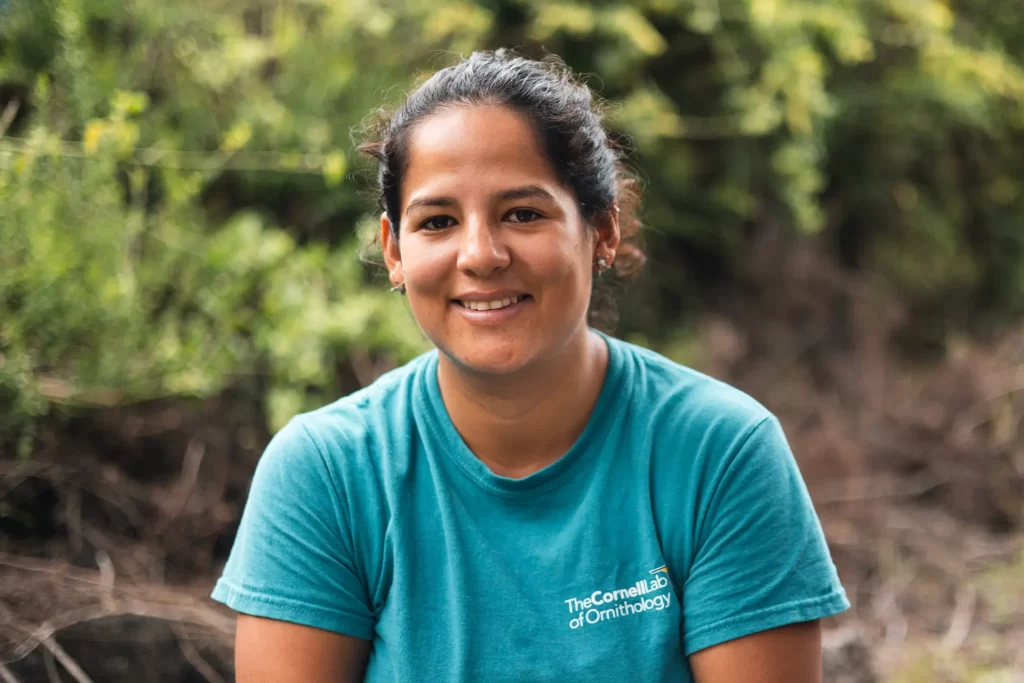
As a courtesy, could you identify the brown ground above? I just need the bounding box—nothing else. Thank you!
[2,252,1022,681]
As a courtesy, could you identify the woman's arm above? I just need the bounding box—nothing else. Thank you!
[689,620,822,683]
[235,614,372,683]
[214,419,378,680]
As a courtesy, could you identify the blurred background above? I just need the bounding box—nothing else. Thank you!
[1,0,1022,681]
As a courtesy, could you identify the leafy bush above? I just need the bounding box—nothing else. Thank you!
[2,0,1023,448]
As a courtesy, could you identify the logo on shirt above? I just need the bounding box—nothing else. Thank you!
[564,567,672,630]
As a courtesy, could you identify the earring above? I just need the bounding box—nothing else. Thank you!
[390,282,406,294]
[594,256,611,274]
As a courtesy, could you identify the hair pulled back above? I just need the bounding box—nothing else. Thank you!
[358,49,645,328]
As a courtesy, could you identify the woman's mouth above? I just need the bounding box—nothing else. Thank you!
[454,294,531,311]
[451,294,533,324]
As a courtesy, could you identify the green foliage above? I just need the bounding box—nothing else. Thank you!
[0,0,452,442]
[499,0,1024,323]
[2,0,1024,443]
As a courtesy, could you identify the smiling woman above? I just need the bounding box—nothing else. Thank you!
[211,50,849,683]
[380,103,610,377]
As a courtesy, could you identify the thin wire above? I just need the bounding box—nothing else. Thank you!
[0,135,339,174]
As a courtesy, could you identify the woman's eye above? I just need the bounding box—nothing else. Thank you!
[507,208,541,223]
[420,216,455,231]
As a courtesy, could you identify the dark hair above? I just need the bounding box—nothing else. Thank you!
[358,49,645,329]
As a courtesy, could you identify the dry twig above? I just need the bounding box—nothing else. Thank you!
[5,600,234,664]
[41,637,92,683]
[816,472,946,505]
[0,99,20,138]
[42,646,62,683]
[0,661,25,683]
[172,623,228,683]
[940,583,977,652]
[165,439,206,519]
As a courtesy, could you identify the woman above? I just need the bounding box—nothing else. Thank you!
[211,50,849,682]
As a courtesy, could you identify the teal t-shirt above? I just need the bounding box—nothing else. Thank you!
[212,333,849,681]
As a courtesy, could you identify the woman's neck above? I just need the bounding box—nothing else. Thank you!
[436,327,609,479]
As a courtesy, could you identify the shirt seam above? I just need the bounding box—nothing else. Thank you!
[294,418,376,614]
[705,414,773,505]
[213,578,375,633]
[421,397,573,498]
[423,333,628,499]
[295,418,356,553]
[692,414,773,555]
[685,589,847,642]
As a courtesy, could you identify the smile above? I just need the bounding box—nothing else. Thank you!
[455,295,531,311]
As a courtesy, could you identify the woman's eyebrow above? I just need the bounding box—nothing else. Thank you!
[406,195,457,212]
[497,185,556,202]
[405,185,556,212]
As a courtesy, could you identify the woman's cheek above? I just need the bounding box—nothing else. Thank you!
[404,241,452,292]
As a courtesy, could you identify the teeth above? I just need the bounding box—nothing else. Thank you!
[462,295,522,311]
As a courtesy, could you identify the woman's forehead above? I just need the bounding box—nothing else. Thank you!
[402,105,565,206]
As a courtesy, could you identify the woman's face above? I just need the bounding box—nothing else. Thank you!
[381,104,619,376]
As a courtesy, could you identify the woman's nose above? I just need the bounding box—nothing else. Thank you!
[456,216,510,276]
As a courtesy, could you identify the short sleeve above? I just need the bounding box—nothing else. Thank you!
[210,418,374,640]
[682,415,849,655]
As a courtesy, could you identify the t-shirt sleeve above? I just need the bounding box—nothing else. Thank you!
[682,415,849,655]
[210,417,374,640]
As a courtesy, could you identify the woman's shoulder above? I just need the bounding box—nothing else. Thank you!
[611,336,773,434]
[273,349,436,468]
[308,349,432,417]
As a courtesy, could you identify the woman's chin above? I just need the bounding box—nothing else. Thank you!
[443,343,534,377]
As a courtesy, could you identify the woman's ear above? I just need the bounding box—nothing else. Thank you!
[380,212,404,287]
[593,205,621,259]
